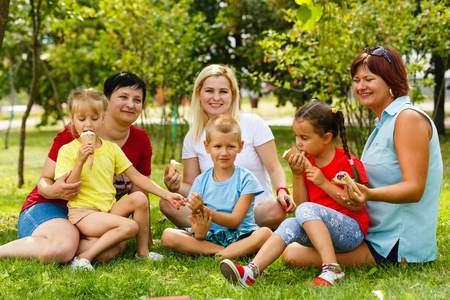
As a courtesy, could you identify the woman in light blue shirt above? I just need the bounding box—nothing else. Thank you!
[282,46,443,267]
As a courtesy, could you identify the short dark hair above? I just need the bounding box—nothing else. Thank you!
[350,46,411,99]
[103,71,147,101]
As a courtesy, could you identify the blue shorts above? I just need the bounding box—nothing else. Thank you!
[18,203,69,238]
[184,227,257,247]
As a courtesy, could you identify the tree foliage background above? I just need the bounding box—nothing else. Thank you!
[0,0,449,183]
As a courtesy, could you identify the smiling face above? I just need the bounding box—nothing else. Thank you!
[72,101,104,138]
[199,76,233,118]
[293,119,331,159]
[107,86,143,126]
[352,65,393,118]
[204,131,243,171]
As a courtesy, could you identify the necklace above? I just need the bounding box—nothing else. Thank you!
[213,169,220,182]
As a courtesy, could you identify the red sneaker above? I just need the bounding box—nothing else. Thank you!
[220,259,256,288]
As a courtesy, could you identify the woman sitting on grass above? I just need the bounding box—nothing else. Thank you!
[0,72,169,264]
[55,88,185,270]
[161,114,272,260]
[283,46,443,267]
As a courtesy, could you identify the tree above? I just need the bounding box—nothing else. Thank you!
[0,0,10,51]
[258,0,449,154]
[18,0,42,188]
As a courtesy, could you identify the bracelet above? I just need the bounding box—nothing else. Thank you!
[276,187,290,196]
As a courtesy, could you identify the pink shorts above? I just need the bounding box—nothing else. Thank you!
[68,205,100,224]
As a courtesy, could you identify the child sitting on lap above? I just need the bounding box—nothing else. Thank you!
[55,88,185,270]
[161,114,272,260]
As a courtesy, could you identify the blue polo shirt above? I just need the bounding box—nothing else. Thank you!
[361,96,443,263]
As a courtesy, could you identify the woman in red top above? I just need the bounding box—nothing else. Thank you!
[0,72,167,263]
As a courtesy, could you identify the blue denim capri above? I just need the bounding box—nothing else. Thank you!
[275,202,364,252]
[17,203,69,238]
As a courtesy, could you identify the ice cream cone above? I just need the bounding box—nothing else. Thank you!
[80,131,96,170]
[283,145,311,168]
[331,171,362,195]
[169,159,182,173]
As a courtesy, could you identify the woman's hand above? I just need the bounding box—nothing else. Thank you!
[50,170,83,200]
[276,193,297,213]
[337,182,369,207]
[163,165,182,192]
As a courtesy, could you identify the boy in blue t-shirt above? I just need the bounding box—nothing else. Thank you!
[161,115,272,260]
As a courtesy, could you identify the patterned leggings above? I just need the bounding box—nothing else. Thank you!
[274,202,364,252]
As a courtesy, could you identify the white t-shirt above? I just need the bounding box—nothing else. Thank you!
[183,113,275,205]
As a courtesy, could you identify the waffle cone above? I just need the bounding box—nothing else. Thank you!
[80,131,96,170]
[169,159,182,173]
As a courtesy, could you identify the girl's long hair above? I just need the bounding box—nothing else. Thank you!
[295,101,362,183]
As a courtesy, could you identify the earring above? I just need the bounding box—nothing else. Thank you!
[389,88,395,98]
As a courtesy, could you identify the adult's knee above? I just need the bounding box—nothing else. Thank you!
[43,232,79,263]
[254,200,287,230]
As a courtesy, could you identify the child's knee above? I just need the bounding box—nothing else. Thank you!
[254,227,273,244]
[161,228,178,248]
[129,192,150,210]
[121,219,139,238]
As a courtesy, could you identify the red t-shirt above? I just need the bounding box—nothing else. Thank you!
[304,147,370,235]
[20,125,152,212]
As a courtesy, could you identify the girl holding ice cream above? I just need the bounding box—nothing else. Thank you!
[55,88,185,270]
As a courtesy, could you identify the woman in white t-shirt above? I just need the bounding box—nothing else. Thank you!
[160,64,296,230]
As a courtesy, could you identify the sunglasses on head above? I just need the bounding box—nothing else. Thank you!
[364,46,391,64]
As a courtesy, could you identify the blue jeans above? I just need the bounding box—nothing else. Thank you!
[18,203,69,238]
[275,202,363,252]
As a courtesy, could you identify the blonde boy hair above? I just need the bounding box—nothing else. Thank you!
[205,114,241,144]
[190,64,241,143]
[67,87,108,136]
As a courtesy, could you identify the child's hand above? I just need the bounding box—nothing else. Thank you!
[78,142,94,165]
[187,192,204,213]
[304,166,327,187]
[167,193,187,210]
[189,207,212,240]
[164,165,182,192]
[288,153,305,175]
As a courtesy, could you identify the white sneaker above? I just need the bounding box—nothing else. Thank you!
[69,256,93,271]
[135,252,164,262]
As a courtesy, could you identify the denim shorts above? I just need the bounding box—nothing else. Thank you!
[18,203,69,238]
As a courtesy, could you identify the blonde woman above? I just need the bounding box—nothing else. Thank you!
[160,64,296,230]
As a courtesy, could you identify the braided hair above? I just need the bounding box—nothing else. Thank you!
[294,100,362,183]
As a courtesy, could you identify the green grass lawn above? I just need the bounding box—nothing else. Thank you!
[0,124,449,299]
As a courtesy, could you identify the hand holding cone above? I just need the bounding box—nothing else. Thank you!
[331,171,362,196]
[80,131,96,170]
[282,145,311,168]
[169,159,182,174]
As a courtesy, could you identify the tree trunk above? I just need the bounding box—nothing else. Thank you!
[0,0,10,51]
[18,0,41,188]
[432,53,446,136]
[41,59,65,125]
